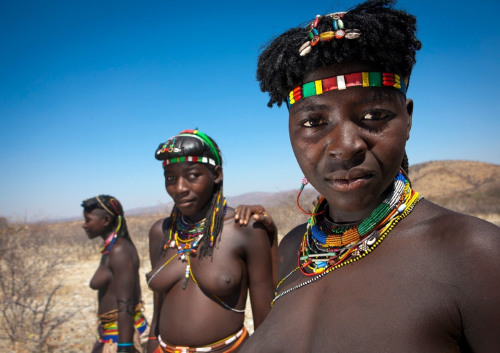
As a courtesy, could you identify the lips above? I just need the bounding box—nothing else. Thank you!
[176,199,195,207]
[325,170,374,192]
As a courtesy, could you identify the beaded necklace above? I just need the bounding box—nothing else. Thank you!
[162,201,228,289]
[272,171,422,306]
[100,215,122,255]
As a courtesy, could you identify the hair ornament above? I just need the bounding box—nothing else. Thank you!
[155,129,222,167]
[299,12,361,56]
[96,195,116,216]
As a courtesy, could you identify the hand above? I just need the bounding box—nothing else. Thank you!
[234,205,277,236]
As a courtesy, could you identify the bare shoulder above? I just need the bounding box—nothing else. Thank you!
[149,218,166,240]
[108,239,138,268]
[222,207,269,246]
[279,223,307,251]
[409,200,500,286]
[412,200,500,249]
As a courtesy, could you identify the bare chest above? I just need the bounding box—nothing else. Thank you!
[246,252,463,353]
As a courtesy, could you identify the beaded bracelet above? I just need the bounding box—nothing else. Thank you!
[117,342,133,347]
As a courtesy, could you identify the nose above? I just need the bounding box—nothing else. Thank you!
[326,121,367,161]
[174,177,189,195]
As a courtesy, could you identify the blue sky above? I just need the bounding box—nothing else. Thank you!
[1,0,499,221]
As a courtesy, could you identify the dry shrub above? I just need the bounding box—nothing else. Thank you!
[0,223,79,352]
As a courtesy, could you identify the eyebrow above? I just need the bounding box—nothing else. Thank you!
[290,103,331,114]
[356,89,402,105]
[291,89,402,113]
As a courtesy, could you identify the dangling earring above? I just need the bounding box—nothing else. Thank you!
[296,177,325,216]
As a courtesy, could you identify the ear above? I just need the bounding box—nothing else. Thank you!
[405,99,413,141]
[213,165,223,184]
[102,214,112,227]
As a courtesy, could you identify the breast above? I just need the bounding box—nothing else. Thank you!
[190,252,245,298]
[89,264,112,290]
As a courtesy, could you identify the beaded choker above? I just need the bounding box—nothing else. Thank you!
[272,171,422,306]
[288,71,406,107]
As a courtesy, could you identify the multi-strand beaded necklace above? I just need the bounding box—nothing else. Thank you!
[272,171,422,306]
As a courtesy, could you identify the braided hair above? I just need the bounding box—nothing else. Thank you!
[257,0,420,174]
[155,129,225,258]
[81,195,133,244]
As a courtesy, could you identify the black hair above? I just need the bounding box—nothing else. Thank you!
[257,0,419,174]
[155,130,225,259]
[81,195,133,245]
[257,0,422,108]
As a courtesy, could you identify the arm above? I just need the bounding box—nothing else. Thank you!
[235,205,278,287]
[241,220,275,328]
[146,219,165,353]
[109,242,136,352]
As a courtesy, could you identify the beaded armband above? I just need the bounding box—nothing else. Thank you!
[288,72,406,107]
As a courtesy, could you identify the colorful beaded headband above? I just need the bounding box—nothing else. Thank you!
[299,12,361,56]
[162,156,216,167]
[288,72,406,107]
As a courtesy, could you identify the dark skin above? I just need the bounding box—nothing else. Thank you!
[234,204,278,287]
[146,162,274,352]
[239,63,500,352]
[83,208,142,352]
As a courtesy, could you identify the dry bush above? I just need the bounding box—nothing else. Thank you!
[0,223,79,352]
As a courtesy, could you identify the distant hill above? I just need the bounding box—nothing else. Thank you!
[409,160,500,218]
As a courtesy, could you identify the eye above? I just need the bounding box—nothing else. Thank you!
[187,173,201,180]
[164,175,175,182]
[362,110,394,121]
[299,116,327,127]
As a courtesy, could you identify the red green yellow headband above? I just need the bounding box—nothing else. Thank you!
[287,72,406,107]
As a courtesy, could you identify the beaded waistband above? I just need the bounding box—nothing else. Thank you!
[157,327,247,353]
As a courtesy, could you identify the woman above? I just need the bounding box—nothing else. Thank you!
[82,195,148,353]
[240,0,500,352]
[146,129,275,352]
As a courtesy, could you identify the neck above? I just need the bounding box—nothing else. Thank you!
[327,188,392,224]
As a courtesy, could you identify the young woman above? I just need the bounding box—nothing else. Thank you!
[146,129,275,353]
[82,195,147,353]
[239,0,500,352]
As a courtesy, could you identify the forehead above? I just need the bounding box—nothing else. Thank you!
[83,208,107,218]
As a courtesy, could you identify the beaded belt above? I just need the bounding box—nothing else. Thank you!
[157,327,247,353]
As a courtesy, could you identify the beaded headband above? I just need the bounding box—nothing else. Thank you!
[288,71,406,107]
[162,156,216,167]
[156,129,222,167]
[299,12,361,56]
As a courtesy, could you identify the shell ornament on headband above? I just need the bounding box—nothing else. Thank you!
[155,129,221,167]
[299,12,362,56]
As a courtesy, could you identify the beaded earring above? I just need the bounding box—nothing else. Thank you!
[296,177,325,216]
